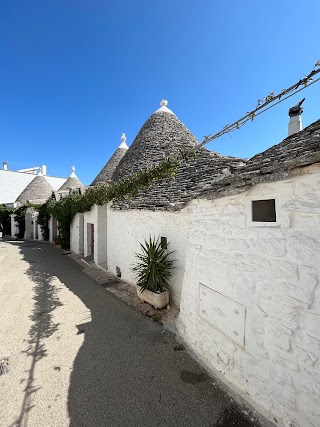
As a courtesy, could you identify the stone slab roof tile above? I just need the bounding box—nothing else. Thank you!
[16,175,54,204]
[111,107,319,211]
[91,146,128,186]
[59,176,84,191]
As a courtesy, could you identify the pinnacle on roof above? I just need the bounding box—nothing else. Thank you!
[91,133,129,186]
[155,99,175,115]
[70,166,77,177]
[118,133,129,149]
[16,174,54,204]
[58,166,84,191]
[112,100,199,181]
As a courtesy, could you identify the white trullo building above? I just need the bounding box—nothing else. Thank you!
[21,167,83,241]
[70,100,320,427]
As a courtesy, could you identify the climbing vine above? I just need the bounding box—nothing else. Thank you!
[36,200,51,241]
[14,205,27,238]
[46,155,185,249]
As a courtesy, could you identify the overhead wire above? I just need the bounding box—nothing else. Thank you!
[198,63,320,148]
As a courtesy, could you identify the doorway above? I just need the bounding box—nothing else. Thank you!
[87,223,94,257]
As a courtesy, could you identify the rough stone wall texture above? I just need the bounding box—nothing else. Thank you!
[112,118,320,211]
[58,176,84,191]
[16,175,54,204]
[178,171,320,427]
[107,206,192,306]
[112,111,200,182]
[111,110,245,211]
[91,147,127,186]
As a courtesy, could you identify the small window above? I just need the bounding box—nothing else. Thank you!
[252,199,276,222]
[161,236,167,249]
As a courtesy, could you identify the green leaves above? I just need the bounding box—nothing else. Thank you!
[34,155,186,249]
[37,201,51,241]
[132,236,176,293]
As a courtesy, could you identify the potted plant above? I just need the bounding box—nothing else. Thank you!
[132,236,176,309]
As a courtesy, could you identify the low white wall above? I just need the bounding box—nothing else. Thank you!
[25,208,33,239]
[37,223,43,241]
[107,206,192,306]
[178,171,320,427]
[49,216,58,242]
[70,214,79,253]
[10,214,15,237]
[83,206,97,258]
[70,214,84,255]
[96,206,107,266]
[78,205,108,265]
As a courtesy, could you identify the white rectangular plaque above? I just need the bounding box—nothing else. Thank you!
[199,283,246,347]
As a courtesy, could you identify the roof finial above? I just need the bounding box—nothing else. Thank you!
[119,133,129,149]
[70,166,77,177]
[160,99,168,107]
[72,166,75,173]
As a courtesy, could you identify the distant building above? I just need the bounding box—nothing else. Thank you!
[0,162,66,207]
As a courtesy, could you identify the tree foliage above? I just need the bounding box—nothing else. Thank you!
[14,205,27,238]
[0,205,13,235]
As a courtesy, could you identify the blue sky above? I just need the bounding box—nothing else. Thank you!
[0,1,319,185]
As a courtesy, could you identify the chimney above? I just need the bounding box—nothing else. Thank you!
[41,165,47,175]
[3,161,8,170]
[288,98,305,136]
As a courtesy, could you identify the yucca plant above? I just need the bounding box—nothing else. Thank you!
[132,236,176,293]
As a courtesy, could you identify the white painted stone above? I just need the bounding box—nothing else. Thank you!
[68,165,320,427]
[178,172,320,427]
[72,204,108,265]
[70,213,84,255]
[107,206,191,306]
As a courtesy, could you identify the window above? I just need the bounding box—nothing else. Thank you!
[161,236,167,249]
[252,199,276,222]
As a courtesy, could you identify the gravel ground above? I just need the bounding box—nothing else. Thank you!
[0,239,273,427]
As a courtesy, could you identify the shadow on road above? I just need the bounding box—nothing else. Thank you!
[9,241,63,427]
[11,240,263,427]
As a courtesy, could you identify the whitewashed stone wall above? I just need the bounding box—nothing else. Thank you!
[80,205,108,265]
[95,205,108,266]
[178,171,320,427]
[70,213,84,255]
[107,206,192,306]
[25,208,33,239]
[49,216,58,243]
[37,223,43,241]
[82,206,96,258]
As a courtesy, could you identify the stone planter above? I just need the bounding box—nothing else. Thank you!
[136,287,169,309]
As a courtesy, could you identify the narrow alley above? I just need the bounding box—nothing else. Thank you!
[0,240,271,427]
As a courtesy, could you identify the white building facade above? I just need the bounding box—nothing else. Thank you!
[69,101,320,427]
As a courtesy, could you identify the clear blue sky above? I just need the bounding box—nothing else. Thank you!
[0,1,319,185]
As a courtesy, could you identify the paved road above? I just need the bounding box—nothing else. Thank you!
[0,240,267,427]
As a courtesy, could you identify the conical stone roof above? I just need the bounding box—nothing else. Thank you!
[58,167,84,191]
[16,173,54,204]
[91,134,129,186]
[111,101,246,211]
[112,101,200,182]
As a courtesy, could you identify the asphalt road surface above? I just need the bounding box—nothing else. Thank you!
[0,239,270,427]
